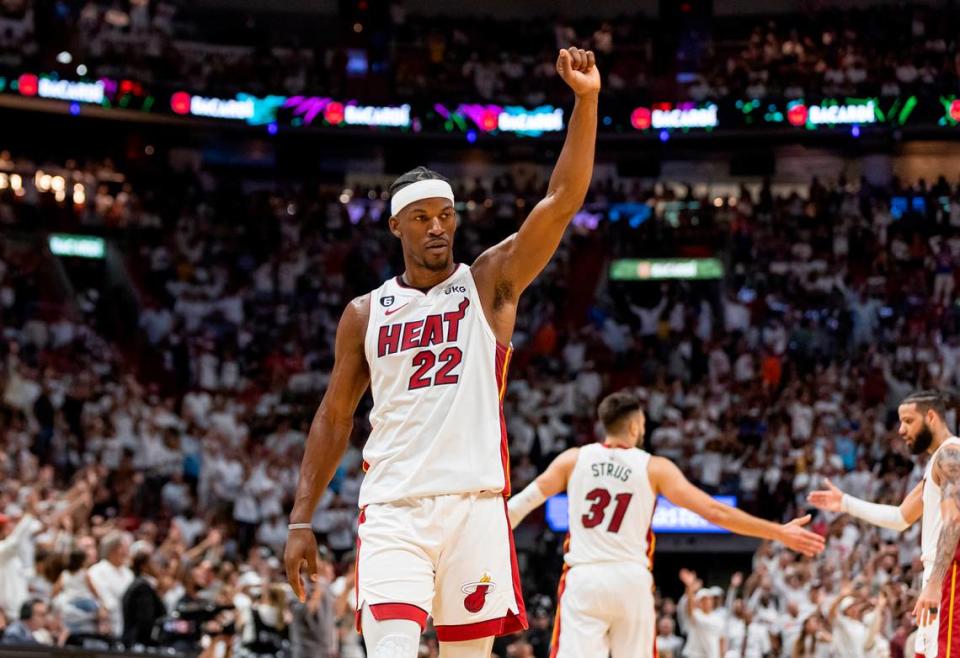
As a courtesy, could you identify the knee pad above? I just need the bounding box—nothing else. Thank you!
[362,606,421,658]
[370,634,419,658]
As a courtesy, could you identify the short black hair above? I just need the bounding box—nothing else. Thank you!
[19,599,40,621]
[597,391,642,434]
[131,551,152,576]
[388,166,449,198]
[901,390,948,421]
[66,548,86,572]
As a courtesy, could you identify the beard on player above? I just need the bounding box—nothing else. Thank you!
[907,419,935,455]
[416,239,453,272]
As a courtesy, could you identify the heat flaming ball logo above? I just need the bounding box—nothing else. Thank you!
[461,574,496,613]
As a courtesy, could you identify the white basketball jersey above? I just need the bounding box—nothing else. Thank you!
[565,443,657,568]
[921,436,960,581]
[359,264,510,507]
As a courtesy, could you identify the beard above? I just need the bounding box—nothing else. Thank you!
[421,251,451,272]
[910,421,934,455]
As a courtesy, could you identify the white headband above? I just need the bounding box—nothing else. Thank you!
[390,179,455,216]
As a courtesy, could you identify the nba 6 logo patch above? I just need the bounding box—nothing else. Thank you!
[380,295,395,307]
[462,574,496,613]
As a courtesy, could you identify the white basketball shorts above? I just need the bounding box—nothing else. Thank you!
[356,492,527,642]
[551,561,655,658]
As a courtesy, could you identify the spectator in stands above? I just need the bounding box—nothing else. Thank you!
[0,494,41,620]
[51,548,103,636]
[87,531,133,639]
[235,583,290,657]
[656,616,684,657]
[121,551,166,647]
[1,599,47,646]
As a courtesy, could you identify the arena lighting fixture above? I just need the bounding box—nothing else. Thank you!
[48,234,105,259]
[56,51,72,65]
[76,64,87,76]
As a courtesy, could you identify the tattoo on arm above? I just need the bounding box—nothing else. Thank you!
[929,446,960,588]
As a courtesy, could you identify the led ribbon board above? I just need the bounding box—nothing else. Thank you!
[610,258,724,281]
[631,103,718,131]
[17,74,104,104]
[785,99,879,127]
[454,104,564,136]
[281,97,411,128]
[49,234,105,259]
[545,494,737,534]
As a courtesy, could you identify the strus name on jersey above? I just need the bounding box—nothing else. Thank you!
[591,460,632,482]
[377,298,469,357]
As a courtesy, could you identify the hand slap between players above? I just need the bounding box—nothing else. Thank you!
[806,478,844,512]
[556,47,601,97]
[777,514,826,557]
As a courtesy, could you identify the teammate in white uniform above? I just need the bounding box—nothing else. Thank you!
[284,48,602,658]
[508,391,825,658]
[808,390,960,658]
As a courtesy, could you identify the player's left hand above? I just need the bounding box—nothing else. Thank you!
[556,47,601,97]
[913,581,941,627]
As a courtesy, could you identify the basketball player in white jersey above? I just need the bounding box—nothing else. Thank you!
[283,47,600,658]
[807,390,960,658]
[507,391,826,658]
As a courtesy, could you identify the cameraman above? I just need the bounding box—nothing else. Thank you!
[235,582,290,658]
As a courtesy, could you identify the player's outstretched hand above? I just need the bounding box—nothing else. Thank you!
[284,528,320,603]
[777,514,826,557]
[556,47,601,97]
[807,477,844,512]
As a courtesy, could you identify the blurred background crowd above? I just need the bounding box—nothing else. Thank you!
[2,154,958,656]
[2,0,960,657]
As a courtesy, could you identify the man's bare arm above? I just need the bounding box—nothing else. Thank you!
[807,477,919,530]
[289,296,371,525]
[923,446,960,591]
[507,448,579,528]
[650,457,824,556]
[901,479,924,524]
[471,48,599,341]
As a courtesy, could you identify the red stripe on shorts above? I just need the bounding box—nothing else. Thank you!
[937,545,960,658]
[354,508,366,633]
[549,535,572,658]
